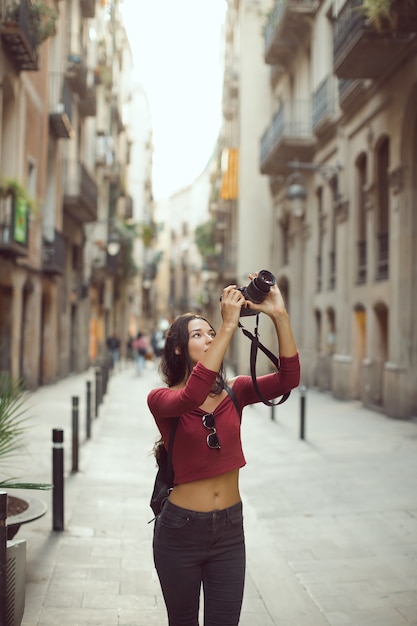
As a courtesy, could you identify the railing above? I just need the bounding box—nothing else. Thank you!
[329,251,336,290]
[43,229,66,274]
[264,0,318,51]
[12,0,38,50]
[49,72,73,122]
[357,240,367,283]
[376,232,389,280]
[333,0,366,62]
[260,101,312,163]
[312,75,336,129]
[316,255,322,292]
[63,160,97,209]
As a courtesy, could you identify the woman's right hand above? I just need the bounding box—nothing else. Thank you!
[220,285,245,330]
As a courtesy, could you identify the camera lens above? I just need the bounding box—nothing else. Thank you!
[257,270,275,287]
[245,270,276,304]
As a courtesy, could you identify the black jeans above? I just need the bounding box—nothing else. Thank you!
[153,500,246,626]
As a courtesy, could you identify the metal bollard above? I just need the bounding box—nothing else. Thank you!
[271,402,276,421]
[0,491,7,625]
[52,429,64,531]
[95,367,102,417]
[86,381,92,440]
[299,384,308,440]
[72,396,79,473]
[102,361,108,396]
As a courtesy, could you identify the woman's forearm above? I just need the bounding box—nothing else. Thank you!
[271,312,298,358]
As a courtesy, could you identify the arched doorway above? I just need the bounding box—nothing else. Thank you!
[352,303,366,400]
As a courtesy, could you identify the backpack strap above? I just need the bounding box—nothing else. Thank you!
[225,385,241,422]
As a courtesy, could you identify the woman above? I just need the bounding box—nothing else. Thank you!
[147,274,300,626]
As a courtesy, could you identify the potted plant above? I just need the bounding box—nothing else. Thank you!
[28,1,57,45]
[361,0,417,31]
[0,373,50,539]
[1,1,57,45]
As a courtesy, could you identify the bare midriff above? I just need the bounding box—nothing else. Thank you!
[168,468,241,512]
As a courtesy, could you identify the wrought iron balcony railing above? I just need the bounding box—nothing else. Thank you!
[0,0,39,71]
[49,73,73,138]
[42,229,66,275]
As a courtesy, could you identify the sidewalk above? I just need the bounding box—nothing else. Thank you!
[13,362,417,626]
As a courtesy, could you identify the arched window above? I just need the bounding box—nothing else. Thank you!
[316,186,323,292]
[315,309,322,352]
[326,306,336,354]
[356,153,367,284]
[375,137,390,280]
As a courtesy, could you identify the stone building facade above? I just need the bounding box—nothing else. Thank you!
[206,0,417,418]
[0,0,148,388]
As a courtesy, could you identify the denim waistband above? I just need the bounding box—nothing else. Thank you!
[165,499,242,521]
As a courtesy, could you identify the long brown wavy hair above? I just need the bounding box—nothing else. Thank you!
[159,313,226,393]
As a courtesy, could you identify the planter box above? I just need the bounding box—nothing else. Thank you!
[6,539,26,626]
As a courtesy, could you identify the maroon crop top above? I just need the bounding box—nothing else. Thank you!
[147,354,300,484]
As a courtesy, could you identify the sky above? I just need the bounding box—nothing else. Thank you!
[120,1,227,201]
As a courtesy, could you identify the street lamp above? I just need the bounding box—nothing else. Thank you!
[286,159,342,217]
[286,171,307,218]
[106,230,120,256]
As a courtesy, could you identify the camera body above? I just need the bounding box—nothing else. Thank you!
[237,270,276,317]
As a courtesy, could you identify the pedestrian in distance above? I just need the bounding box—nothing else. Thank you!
[106,332,120,369]
[133,331,149,375]
[147,272,300,625]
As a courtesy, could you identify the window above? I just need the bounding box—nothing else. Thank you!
[375,138,389,280]
[356,153,367,284]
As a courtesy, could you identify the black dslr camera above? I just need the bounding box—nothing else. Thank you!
[220,270,276,316]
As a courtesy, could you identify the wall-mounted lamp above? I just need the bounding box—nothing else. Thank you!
[286,159,342,218]
[107,230,120,256]
[286,171,307,218]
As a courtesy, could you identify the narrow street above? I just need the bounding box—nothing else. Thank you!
[12,361,417,625]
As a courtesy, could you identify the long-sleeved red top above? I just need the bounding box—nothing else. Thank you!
[147,354,300,484]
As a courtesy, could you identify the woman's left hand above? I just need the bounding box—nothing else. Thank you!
[244,273,287,319]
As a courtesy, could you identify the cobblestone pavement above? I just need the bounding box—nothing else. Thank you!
[10,361,417,625]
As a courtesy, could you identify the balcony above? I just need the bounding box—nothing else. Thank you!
[338,78,368,112]
[80,0,95,18]
[260,101,316,176]
[79,87,97,117]
[312,75,338,137]
[0,190,29,257]
[49,73,73,139]
[42,229,66,275]
[66,54,88,96]
[264,0,318,66]
[0,0,39,71]
[63,160,98,223]
[333,0,417,79]
[111,97,125,134]
[123,195,133,220]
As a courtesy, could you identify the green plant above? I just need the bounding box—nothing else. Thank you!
[0,177,37,212]
[2,1,57,44]
[361,0,414,31]
[29,1,57,44]
[0,373,50,490]
[195,220,217,257]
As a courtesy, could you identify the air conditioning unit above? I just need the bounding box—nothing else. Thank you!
[6,539,26,626]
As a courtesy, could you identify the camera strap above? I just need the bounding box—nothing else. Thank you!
[238,314,290,407]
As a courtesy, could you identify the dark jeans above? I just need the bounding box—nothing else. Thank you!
[153,500,246,626]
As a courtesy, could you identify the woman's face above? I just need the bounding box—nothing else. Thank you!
[186,318,216,365]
